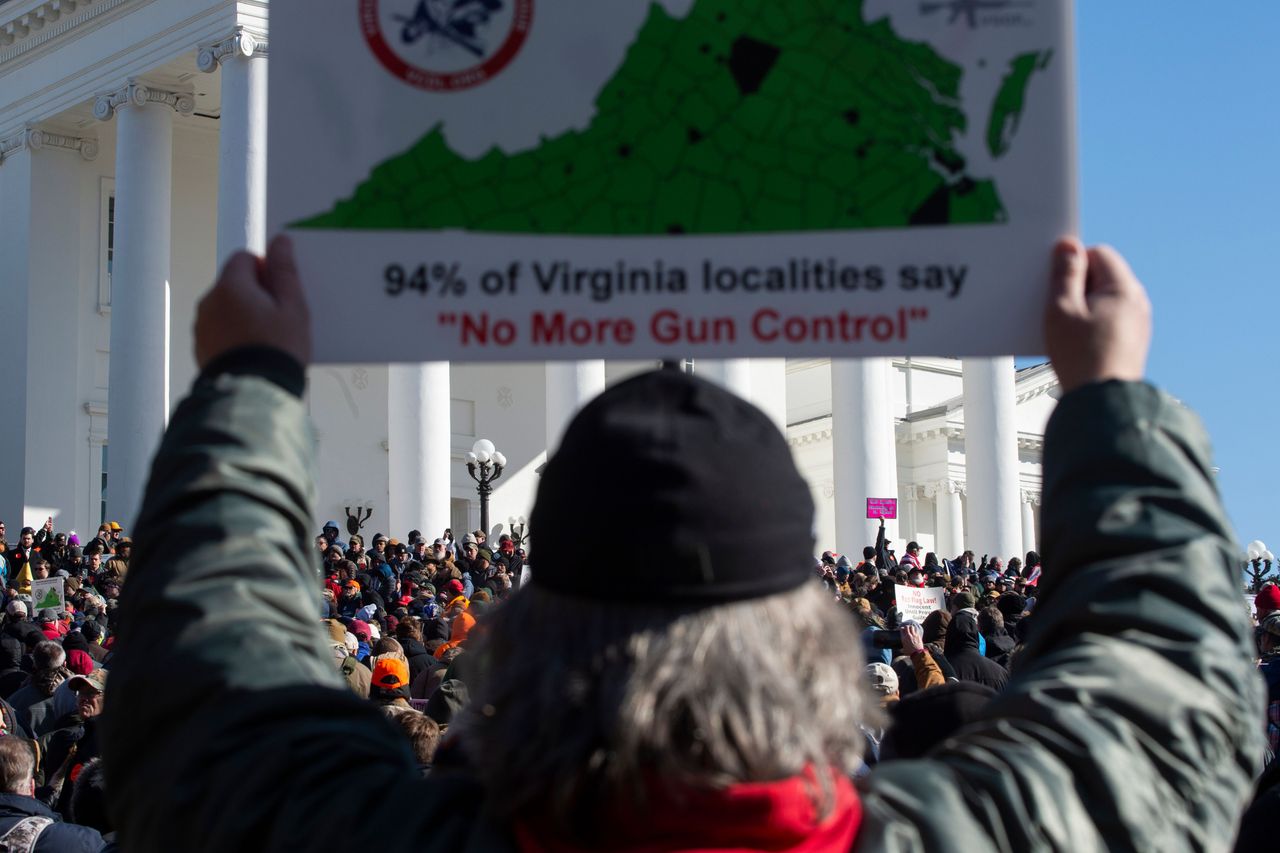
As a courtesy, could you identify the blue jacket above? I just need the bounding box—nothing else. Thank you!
[0,793,104,853]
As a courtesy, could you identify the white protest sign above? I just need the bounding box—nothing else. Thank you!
[896,584,945,623]
[271,0,1076,363]
[31,577,66,614]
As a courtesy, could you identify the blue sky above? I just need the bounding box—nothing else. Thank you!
[1070,1,1278,553]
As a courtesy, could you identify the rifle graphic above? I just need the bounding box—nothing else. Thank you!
[395,0,504,57]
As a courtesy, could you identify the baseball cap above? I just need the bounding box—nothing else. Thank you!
[67,669,108,694]
[866,662,899,695]
[5,601,26,618]
[371,656,410,690]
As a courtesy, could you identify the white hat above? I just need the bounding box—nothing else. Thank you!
[5,601,27,618]
[866,662,899,695]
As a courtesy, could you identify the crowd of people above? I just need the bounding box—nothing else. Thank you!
[0,237,1274,850]
[0,502,1276,850]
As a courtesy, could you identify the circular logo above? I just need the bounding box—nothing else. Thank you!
[361,0,533,92]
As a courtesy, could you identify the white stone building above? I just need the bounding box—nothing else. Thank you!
[0,0,1055,560]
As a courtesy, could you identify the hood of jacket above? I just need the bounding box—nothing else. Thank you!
[944,611,982,657]
[0,636,22,671]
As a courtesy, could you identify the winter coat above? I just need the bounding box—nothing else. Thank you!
[339,654,370,699]
[943,612,1009,692]
[982,628,1016,671]
[0,793,103,852]
[101,361,1265,853]
[399,638,433,685]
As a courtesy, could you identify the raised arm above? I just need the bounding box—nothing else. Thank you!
[100,239,427,851]
[859,241,1265,851]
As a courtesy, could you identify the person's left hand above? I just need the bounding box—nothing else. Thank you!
[900,622,925,654]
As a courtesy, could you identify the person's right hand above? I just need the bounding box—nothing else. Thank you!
[1045,238,1151,393]
[194,235,312,369]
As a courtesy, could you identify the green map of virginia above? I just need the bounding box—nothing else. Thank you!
[35,587,61,611]
[298,0,1050,235]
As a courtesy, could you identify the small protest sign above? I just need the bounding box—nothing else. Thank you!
[867,498,898,520]
[896,585,945,623]
[31,577,66,614]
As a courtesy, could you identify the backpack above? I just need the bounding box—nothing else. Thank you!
[0,816,52,853]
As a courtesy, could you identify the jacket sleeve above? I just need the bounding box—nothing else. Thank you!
[910,649,945,691]
[858,381,1266,853]
[100,349,438,852]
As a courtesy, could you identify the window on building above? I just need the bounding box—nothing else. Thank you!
[451,498,471,540]
[98,178,115,312]
[100,444,108,526]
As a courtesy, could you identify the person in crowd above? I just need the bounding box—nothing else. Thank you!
[97,236,1264,851]
[880,682,999,762]
[0,638,27,702]
[978,606,1016,671]
[69,758,113,842]
[0,737,104,852]
[320,521,346,553]
[9,642,71,736]
[324,620,370,699]
[899,541,923,572]
[1256,583,1280,621]
[4,529,36,595]
[942,610,1009,691]
[42,669,106,817]
[389,711,440,777]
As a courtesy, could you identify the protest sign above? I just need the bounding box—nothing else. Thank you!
[270,0,1076,363]
[31,577,66,614]
[866,498,897,520]
[896,584,945,623]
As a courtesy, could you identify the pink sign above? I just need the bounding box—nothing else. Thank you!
[866,498,898,520]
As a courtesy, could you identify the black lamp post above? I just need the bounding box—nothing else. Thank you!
[466,439,506,538]
[508,516,528,548]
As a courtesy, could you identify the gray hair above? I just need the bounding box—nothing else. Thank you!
[456,582,876,835]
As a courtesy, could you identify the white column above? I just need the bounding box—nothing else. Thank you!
[697,359,752,400]
[96,83,192,527]
[832,358,899,556]
[200,29,268,264]
[901,485,917,545]
[931,480,965,559]
[388,363,451,538]
[0,137,33,529]
[1021,490,1039,557]
[962,357,1021,561]
[545,360,606,454]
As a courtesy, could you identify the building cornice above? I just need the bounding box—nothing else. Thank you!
[93,79,193,120]
[197,26,267,73]
[0,0,133,60]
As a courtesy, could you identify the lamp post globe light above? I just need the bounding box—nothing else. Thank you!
[466,439,506,538]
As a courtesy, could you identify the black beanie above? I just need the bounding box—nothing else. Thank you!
[530,369,815,604]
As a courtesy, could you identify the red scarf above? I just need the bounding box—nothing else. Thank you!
[515,771,861,853]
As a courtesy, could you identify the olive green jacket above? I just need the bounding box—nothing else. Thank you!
[102,358,1263,852]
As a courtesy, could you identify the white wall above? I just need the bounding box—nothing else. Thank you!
[451,362,546,542]
[308,363,391,537]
